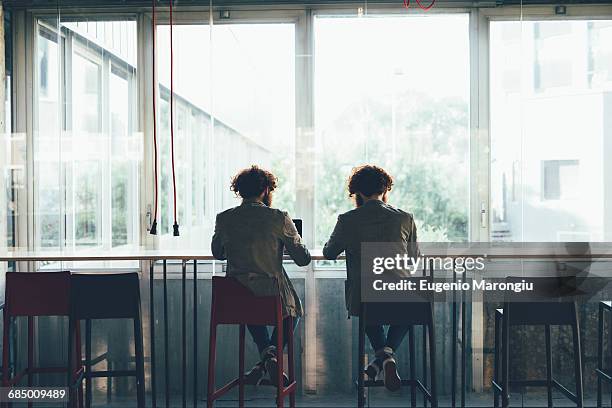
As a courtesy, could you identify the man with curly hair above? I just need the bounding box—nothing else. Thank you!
[211,165,311,387]
[323,164,418,392]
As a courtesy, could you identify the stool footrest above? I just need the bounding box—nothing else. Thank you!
[84,352,109,367]
[87,369,137,378]
[492,379,579,403]
[280,381,297,396]
[358,379,433,400]
[210,378,241,401]
[8,366,77,386]
[597,368,612,382]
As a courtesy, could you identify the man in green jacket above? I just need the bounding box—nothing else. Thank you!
[212,165,311,386]
[323,165,418,392]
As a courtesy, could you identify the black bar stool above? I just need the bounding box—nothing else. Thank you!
[492,278,584,408]
[69,272,145,408]
[356,290,437,408]
[597,301,612,408]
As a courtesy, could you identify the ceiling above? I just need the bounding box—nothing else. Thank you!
[3,0,612,10]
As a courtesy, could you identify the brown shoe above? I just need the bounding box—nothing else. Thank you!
[264,356,290,387]
[382,356,401,392]
[365,358,382,380]
[244,361,266,385]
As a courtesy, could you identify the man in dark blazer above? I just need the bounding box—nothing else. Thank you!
[212,165,311,386]
[323,164,418,392]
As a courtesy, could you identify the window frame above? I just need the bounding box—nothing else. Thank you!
[27,13,140,252]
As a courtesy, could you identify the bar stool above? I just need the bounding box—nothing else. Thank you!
[492,278,583,408]
[207,276,297,408]
[357,298,438,408]
[69,272,145,408]
[2,271,83,408]
[597,301,612,408]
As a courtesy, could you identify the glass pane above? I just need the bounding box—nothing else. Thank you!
[314,15,470,246]
[35,27,61,249]
[490,20,612,242]
[156,23,295,248]
[72,51,102,248]
[34,18,139,252]
[110,69,132,247]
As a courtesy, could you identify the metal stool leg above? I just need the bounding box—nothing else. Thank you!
[238,325,245,408]
[609,306,612,408]
[134,316,146,408]
[545,324,553,408]
[572,306,583,408]
[501,305,510,408]
[288,317,296,408]
[276,313,284,408]
[85,320,92,408]
[493,311,500,408]
[206,321,217,408]
[428,310,438,408]
[68,316,76,408]
[422,324,428,408]
[598,303,603,408]
[358,309,366,408]
[409,326,417,408]
[2,314,10,408]
[27,317,34,408]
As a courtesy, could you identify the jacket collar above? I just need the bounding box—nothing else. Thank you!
[241,198,266,207]
[363,199,385,207]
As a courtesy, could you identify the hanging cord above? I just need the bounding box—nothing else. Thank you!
[403,0,436,11]
[170,0,180,236]
[150,0,159,235]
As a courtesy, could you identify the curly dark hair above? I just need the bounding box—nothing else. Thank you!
[348,165,393,198]
[230,165,278,199]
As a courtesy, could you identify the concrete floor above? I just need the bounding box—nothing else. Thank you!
[87,390,602,407]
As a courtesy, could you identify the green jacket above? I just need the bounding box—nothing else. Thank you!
[323,200,418,317]
[211,199,311,317]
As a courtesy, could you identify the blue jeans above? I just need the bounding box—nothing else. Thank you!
[247,317,299,355]
[365,324,410,352]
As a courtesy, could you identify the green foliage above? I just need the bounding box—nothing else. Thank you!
[315,92,469,245]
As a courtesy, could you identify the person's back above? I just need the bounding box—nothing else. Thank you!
[325,199,415,308]
[323,164,416,392]
[213,198,310,316]
[211,165,310,386]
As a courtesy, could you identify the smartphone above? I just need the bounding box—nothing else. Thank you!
[293,219,303,237]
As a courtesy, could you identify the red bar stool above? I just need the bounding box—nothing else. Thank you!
[207,276,297,408]
[2,271,83,408]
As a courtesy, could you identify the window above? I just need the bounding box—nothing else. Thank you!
[490,19,612,242]
[34,19,139,251]
[313,14,470,245]
[541,160,580,201]
[156,23,295,247]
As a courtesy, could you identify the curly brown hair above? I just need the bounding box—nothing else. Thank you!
[230,165,278,199]
[348,165,393,198]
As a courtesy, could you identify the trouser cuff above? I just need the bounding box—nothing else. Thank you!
[374,346,394,359]
[261,345,277,361]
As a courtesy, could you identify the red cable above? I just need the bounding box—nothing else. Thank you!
[169,0,179,235]
[403,0,436,11]
[150,0,159,234]
[415,0,436,11]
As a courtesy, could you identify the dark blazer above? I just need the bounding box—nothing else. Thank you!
[323,199,418,316]
[211,199,311,317]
